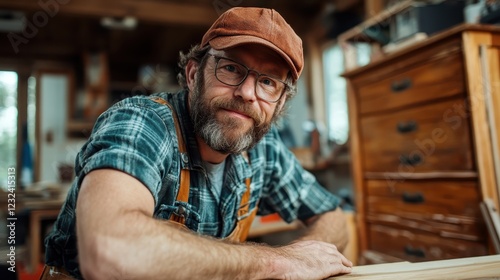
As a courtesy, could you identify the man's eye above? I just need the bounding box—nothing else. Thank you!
[224,64,238,73]
[260,77,277,88]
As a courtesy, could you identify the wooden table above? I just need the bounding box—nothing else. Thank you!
[330,254,500,279]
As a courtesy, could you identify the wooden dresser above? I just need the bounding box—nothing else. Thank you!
[342,25,500,263]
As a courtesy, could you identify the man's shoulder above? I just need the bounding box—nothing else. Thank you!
[111,91,181,107]
[89,91,185,138]
[103,91,184,118]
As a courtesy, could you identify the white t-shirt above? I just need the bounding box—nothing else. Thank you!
[202,160,226,203]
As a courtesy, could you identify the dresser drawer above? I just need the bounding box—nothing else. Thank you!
[365,179,485,240]
[357,52,464,115]
[361,98,475,173]
[367,224,488,262]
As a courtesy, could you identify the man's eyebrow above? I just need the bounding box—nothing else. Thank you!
[214,51,288,79]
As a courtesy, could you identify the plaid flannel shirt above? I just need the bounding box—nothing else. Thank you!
[45,90,341,278]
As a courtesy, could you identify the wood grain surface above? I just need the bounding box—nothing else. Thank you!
[330,254,500,279]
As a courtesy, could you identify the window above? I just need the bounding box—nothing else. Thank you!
[28,76,36,156]
[0,71,18,190]
[322,43,371,146]
[323,44,348,145]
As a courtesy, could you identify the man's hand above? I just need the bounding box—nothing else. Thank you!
[272,240,352,279]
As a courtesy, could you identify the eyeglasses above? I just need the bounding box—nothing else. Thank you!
[208,54,290,103]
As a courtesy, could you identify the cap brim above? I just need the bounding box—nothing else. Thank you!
[208,35,299,81]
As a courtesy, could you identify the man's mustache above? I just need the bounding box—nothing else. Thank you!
[215,99,265,127]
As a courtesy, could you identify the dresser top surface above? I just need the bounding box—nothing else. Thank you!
[342,24,500,78]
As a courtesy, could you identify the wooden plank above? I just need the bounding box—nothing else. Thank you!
[346,79,367,253]
[463,31,500,211]
[329,254,500,279]
[0,0,217,26]
[482,43,500,210]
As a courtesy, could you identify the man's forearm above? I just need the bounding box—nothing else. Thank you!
[298,207,349,252]
[77,170,351,279]
[79,210,280,280]
[80,210,352,280]
[76,170,278,280]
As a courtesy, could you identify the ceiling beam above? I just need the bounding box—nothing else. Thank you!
[0,0,218,27]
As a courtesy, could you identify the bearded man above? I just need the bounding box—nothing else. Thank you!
[42,7,352,280]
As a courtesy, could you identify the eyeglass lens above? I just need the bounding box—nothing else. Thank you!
[215,57,286,102]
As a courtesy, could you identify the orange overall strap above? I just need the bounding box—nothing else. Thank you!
[150,97,190,224]
[226,177,257,242]
[238,178,252,218]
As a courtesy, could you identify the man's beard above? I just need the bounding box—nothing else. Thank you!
[189,71,282,154]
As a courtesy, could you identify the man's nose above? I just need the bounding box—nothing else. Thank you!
[234,72,258,102]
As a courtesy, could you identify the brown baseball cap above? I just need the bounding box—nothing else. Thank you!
[201,7,304,81]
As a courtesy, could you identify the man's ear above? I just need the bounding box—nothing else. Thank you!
[186,59,198,91]
[276,94,287,112]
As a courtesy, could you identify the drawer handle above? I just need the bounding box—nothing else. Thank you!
[399,154,423,166]
[404,245,426,258]
[397,121,418,134]
[391,78,412,93]
[402,192,425,204]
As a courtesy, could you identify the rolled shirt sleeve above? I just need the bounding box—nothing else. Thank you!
[74,97,178,204]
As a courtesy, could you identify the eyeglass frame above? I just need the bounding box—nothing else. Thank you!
[207,53,292,103]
